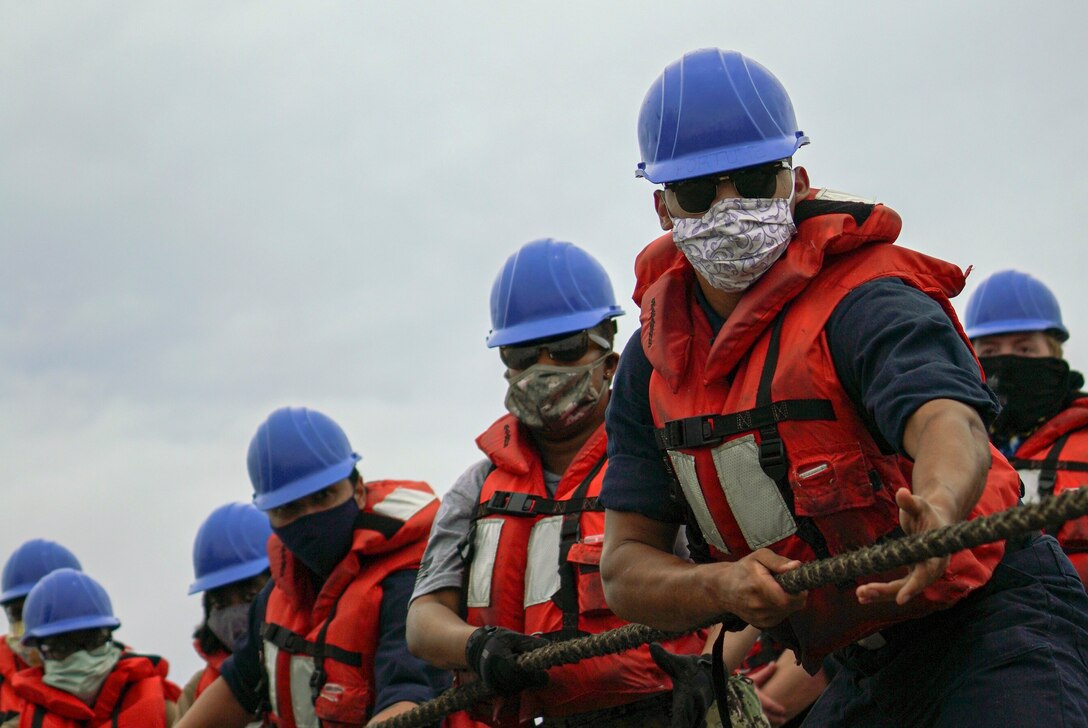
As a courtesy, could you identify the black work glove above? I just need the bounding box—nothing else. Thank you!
[464,626,549,695]
[651,642,715,728]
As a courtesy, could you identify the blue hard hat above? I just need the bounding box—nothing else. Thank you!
[636,48,810,184]
[248,407,362,512]
[188,502,273,595]
[965,270,1069,342]
[1,539,82,604]
[21,569,120,644]
[487,239,624,348]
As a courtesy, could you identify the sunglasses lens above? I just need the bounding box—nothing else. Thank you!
[671,179,718,214]
[500,347,537,370]
[546,334,590,362]
[733,165,782,199]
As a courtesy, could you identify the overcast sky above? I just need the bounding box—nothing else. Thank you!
[2,1,1085,681]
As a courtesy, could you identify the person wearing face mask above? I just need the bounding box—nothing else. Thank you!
[597,48,1088,727]
[11,569,181,727]
[405,239,708,728]
[175,407,448,728]
[175,503,271,722]
[965,270,1088,584]
[1,540,83,726]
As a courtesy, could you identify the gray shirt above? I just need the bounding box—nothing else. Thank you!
[411,459,563,602]
[411,457,686,603]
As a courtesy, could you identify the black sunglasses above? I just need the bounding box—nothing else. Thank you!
[38,629,111,661]
[500,330,611,371]
[664,160,791,214]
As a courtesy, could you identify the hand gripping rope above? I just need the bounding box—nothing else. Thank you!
[372,487,1088,728]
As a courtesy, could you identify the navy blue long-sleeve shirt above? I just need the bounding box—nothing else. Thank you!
[220,569,448,717]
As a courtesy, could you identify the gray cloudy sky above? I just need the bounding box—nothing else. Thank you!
[2,1,1085,681]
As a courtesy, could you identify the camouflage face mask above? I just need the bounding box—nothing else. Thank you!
[504,353,610,432]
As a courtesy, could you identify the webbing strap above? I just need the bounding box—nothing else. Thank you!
[474,492,603,519]
[31,705,46,728]
[554,454,608,639]
[261,623,364,668]
[309,586,346,704]
[110,681,133,728]
[654,399,836,450]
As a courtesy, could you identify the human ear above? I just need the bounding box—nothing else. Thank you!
[653,190,673,231]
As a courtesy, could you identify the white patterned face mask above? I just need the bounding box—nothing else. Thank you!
[670,172,797,292]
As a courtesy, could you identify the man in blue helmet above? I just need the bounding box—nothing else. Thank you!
[597,48,1088,726]
[176,502,271,722]
[406,239,707,728]
[175,407,448,728]
[0,540,82,724]
[965,270,1088,585]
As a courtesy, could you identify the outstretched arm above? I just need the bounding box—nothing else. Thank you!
[856,398,992,605]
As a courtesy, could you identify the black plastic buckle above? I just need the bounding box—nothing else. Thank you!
[758,434,788,482]
[659,417,719,450]
[486,491,535,516]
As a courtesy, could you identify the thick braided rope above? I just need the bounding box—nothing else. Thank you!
[374,488,1088,728]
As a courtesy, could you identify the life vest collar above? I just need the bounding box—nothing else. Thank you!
[1018,397,1088,457]
[13,653,166,721]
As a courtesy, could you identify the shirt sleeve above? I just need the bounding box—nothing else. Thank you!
[373,569,452,714]
[598,327,685,523]
[826,278,1000,452]
[410,458,492,602]
[218,581,272,715]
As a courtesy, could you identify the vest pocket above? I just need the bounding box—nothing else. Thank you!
[314,683,371,724]
[788,442,876,517]
[566,539,611,615]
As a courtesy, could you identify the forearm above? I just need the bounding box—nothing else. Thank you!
[173,677,256,728]
[760,652,827,720]
[405,589,477,670]
[369,700,418,725]
[903,399,991,520]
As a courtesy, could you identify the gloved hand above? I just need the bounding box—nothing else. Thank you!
[464,626,549,695]
[651,642,715,728]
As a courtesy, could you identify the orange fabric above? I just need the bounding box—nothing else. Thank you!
[13,654,178,728]
[637,198,1021,670]
[191,642,228,698]
[262,480,436,727]
[464,415,705,725]
[0,639,28,719]
[1013,397,1088,583]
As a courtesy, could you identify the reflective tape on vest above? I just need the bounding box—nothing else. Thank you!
[1017,468,1043,504]
[668,450,731,555]
[524,516,563,608]
[264,640,318,728]
[712,435,797,550]
[466,520,504,609]
[372,487,437,522]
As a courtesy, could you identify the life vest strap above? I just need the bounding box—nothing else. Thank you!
[474,492,604,519]
[654,399,836,450]
[260,623,363,668]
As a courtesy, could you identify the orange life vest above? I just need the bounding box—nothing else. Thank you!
[192,642,228,699]
[459,415,705,725]
[636,196,1021,670]
[0,639,28,722]
[260,480,437,727]
[1010,397,1088,583]
[13,653,179,728]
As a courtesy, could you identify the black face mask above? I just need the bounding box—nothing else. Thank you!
[272,496,359,579]
[980,355,1073,438]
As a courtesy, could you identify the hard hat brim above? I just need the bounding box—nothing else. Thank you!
[487,307,624,348]
[23,615,121,644]
[966,318,1070,343]
[0,582,35,604]
[188,556,271,595]
[638,134,809,185]
[253,455,361,511]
